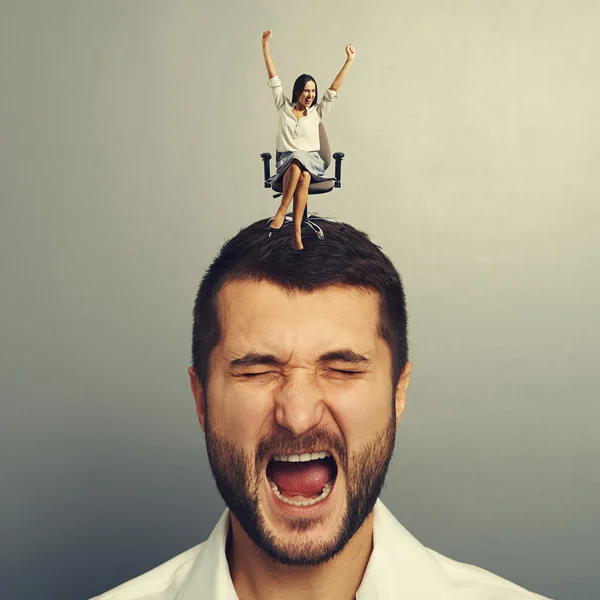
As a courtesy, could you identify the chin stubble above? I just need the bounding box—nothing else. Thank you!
[204,413,396,567]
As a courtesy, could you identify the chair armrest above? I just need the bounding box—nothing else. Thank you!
[260,153,272,188]
[332,152,345,188]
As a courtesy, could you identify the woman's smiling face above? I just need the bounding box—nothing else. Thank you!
[297,80,316,109]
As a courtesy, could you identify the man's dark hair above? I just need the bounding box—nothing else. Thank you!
[192,219,408,389]
[291,74,318,107]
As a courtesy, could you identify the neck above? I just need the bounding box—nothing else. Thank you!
[228,513,375,600]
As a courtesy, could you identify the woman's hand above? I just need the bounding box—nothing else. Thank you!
[262,30,276,78]
[329,45,356,92]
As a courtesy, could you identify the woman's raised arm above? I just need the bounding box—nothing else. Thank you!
[261,30,277,79]
[328,44,356,92]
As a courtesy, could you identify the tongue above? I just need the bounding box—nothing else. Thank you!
[269,460,333,496]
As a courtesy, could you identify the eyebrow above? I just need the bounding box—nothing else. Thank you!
[229,353,283,369]
[228,348,372,370]
[319,349,372,365]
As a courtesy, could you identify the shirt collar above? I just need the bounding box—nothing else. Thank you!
[176,500,449,600]
[356,500,450,599]
[175,509,238,600]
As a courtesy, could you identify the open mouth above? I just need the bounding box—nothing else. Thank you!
[266,451,338,508]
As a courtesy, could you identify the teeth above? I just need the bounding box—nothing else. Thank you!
[273,451,330,462]
[268,479,333,507]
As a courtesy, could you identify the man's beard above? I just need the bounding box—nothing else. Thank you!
[204,410,396,567]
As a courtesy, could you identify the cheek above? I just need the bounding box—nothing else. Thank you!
[327,379,394,449]
[207,381,273,446]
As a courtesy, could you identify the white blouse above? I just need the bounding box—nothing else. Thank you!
[267,75,337,153]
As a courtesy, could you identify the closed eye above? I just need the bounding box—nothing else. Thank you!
[234,371,273,378]
[327,368,363,376]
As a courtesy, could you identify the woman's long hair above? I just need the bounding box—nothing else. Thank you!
[291,74,318,107]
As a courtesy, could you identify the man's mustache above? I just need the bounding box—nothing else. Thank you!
[255,427,347,468]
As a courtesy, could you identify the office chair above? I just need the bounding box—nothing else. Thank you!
[260,122,345,240]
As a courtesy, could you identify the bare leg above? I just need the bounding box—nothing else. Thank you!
[271,161,302,229]
[292,172,310,250]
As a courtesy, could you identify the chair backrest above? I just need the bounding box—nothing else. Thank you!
[275,122,332,170]
[318,122,331,170]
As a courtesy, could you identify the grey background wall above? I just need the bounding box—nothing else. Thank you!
[1,1,598,599]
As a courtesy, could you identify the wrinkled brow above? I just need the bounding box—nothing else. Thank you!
[319,349,372,365]
[229,353,283,369]
[229,348,372,370]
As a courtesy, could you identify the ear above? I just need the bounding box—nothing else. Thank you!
[394,362,412,429]
[188,366,207,432]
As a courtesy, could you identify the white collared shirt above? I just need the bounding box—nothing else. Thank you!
[91,500,551,599]
[267,75,337,153]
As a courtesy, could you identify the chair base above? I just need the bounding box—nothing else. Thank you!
[266,213,345,241]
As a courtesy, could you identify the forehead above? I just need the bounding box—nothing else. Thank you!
[215,280,383,359]
[303,81,316,90]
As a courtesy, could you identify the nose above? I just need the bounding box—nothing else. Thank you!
[274,372,325,436]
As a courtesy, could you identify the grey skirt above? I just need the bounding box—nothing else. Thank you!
[267,150,334,189]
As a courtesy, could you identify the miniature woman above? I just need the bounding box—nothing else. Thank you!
[262,29,355,249]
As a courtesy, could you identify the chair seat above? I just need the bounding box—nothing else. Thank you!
[272,179,335,195]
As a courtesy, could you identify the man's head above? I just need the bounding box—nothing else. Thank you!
[189,220,411,566]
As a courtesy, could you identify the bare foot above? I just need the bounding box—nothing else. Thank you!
[292,234,304,250]
[270,213,286,229]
